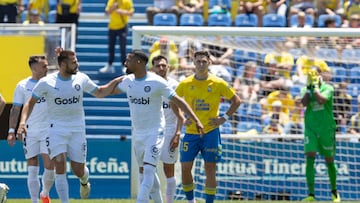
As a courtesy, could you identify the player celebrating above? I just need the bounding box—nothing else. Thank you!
[176,50,241,203]
[151,55,185,203]
[7,55,55,203]
[111,50,203,203]
[301,67,341,202]
[17,48,123,203]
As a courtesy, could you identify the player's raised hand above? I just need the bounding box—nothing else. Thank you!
[55,47,64,56]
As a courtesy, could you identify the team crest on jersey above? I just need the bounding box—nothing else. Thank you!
[190,86,194,90]
[208,86,212,92]
[74,84,81,91]
[144,86,151,93]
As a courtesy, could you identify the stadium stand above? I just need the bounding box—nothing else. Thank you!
[77,0,150,137]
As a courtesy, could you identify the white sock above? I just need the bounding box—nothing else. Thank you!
[137,165,156,203]
[150,173,163,203]
[166,177,176,203]
[139,173,144,185]
[55,173,69,203]
[79,166,89,185]
[41,169,55,196]
[27,166,40,203]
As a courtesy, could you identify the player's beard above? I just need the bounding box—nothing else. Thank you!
[125,68,133,74]
[66,65,78,75]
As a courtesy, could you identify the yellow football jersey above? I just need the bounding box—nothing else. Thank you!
[176,74,236,134]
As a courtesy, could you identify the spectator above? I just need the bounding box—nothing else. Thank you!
[340,14,360,49]
[259,58,286,99]
[56,0,82,43]
[262,100,289,135]
[22,9,44,25]
[333,82,352,133]
[266,0,287,17]
[289,96,304,134]
[266,85,295,115]
[178,39,202,80]
[148,37,179,77]
[317,0,342,16]
[289,0,315,19]
[146,0,179,25]
[205,36,234,83]
[99,0,134,74]
[349,95,360,142]
[0,0,23,23]
[293,41,330,85]
[344,0,360,21]
[292,11,312,28]
[27,0,49,21]
[178,0,203,16]
[264,41,294,84]
[233,61,260,103]
[238,0,264,26]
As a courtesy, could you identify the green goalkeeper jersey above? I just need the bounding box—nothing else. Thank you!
[301,83,337,130]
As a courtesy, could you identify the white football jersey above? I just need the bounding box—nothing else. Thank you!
[117,72,176,135]
[13,77,47,129]
[162,77,179,131]
[32,71,98,129]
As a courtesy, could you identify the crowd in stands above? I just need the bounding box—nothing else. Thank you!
[0,0,80,25]
[145,0,360,139]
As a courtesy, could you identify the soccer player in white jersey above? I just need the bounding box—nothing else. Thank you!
[17,48,123,203]
[111,50,204,203]
[7,55,55,203]
[151,55,185,203]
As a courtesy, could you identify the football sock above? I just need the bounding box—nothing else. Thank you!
[205,187,216,203]
[183,183,195,201]
[306,156,315,195]
[327,162,337,191]
[166,177,176,203]
[41,168,55,196]
[28,166,40,203]
[80,166,89,184]
[137,164,155,203]
[149,173,163,203]
[55,173,69,203]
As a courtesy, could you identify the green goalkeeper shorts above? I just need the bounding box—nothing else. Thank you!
[304,126,336,157]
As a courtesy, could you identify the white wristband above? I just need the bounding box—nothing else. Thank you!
[222,114,230,121]
[8,128,15,134]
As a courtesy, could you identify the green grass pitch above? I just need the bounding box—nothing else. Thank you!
[7,200,360,203]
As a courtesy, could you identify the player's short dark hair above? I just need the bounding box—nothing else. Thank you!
[28,55,46,67]
[194,50,210,59]
[131,49,148,64]
[151,55,168,66]
[57,50,75,66]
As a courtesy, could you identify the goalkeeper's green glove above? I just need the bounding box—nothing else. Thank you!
[306,75,313,90]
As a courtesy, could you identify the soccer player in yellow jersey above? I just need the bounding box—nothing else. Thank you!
[176,50,241,203]
[99,0,134,74]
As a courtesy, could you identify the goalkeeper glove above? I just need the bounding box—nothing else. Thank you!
[306,75,313,90]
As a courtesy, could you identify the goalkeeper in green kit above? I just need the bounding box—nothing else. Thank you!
[300,67,340,202]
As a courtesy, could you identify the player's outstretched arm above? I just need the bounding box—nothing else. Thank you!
[7,105,22,146]
[171,95,204,135]
[17,97,37,140]
[93,76,124,98]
